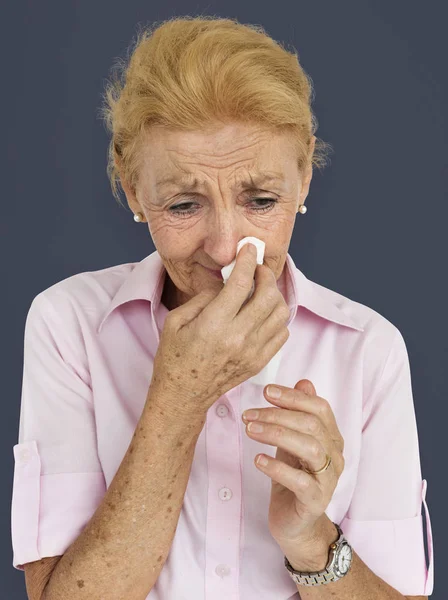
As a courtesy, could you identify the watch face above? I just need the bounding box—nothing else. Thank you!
[336,544,352,574]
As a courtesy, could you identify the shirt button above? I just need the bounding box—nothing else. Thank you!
[215,564,231,578]
[218,487,233,501]
[18,449,31,465]
[216,404,229,418]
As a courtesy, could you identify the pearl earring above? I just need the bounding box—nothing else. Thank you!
[297,204,307,214]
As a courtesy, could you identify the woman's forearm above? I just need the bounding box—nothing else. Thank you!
[42,383,206,600]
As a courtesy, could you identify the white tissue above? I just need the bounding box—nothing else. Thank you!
[221,237,265,301]
[221,236,284,387]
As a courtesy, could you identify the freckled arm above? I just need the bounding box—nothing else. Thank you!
[42,383,206,600]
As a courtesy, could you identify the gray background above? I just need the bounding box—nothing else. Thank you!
[3,1,446,598]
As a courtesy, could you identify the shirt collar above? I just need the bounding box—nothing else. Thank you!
[97,250,364,334]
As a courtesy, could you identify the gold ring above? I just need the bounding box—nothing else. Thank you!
[305,453,332,475]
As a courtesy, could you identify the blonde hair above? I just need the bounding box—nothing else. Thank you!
[99,15,333,208]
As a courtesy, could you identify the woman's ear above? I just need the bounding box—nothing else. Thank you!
[298,155,314,206]
[114,156,143,216]
[308,135,316,159]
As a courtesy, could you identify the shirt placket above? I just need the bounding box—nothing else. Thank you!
[205,385,242,599]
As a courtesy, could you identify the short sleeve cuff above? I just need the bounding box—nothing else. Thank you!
[11,441,106,570]
[340,478,434,596]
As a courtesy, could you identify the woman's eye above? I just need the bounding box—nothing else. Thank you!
[251,198,277,212]
[169,198,277,217]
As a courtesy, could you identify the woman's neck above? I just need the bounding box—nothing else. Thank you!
[161,272,177,310]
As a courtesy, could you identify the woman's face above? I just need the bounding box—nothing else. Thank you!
[121,122,315,309]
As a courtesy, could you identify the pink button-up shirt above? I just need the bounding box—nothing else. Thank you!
[11,250,434,598]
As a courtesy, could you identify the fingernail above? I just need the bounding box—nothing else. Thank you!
[256,454,269,467]
[267,385,281,398]
[243,409,259,421]
[248,422,264,433]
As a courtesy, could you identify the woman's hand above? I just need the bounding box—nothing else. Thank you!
[151,243,290,415]
[242,378,345,569]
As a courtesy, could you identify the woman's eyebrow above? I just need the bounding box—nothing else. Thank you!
[155,172,286,192]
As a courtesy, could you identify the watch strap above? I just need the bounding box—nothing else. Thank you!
[284,522,351,587]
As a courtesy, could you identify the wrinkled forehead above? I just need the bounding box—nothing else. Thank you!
[135,123,302,187]
[154,171,289,194]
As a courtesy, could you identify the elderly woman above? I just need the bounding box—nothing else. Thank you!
[11,16,433,600]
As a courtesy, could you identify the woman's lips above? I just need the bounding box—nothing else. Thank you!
[202,265,223,279]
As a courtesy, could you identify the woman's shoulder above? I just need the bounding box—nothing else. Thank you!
[27,259,139,330]
[307,276,404,346]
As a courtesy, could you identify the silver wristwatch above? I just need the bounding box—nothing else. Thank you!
[284,522,353,586]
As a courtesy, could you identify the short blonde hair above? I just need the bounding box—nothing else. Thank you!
[99,15,333,207]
